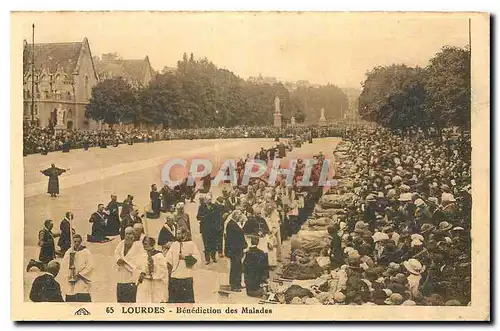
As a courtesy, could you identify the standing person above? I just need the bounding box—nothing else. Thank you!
[225,212,247,292]
[120,195,134,219]
[106,194,121,236]
[174,202,191,233]
[88,204,110,243]
[262,203,282,267]
[27,220,60,272]
[40,163,70,197]
[120,207,143,239]
[29,261,64,302]
[214,196,228,258]
[165,229,202,303]
[136,237,168,303]
[157,214,178,254]
[148,184,161,219]
[61,234,93,302]
[197,194,219,264]
[58,212,75,256]
[242,236,269,298]
[114,227,144,303]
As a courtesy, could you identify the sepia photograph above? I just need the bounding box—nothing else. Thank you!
[10,11,490,321]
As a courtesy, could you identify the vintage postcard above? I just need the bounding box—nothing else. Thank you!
[11,12,490,321]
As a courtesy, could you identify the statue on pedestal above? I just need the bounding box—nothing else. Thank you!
[273,96,282,128]
[290,116,296,126]
[319,107,327,124]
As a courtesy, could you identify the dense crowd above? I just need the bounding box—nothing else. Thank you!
[23,124,351,155]
[27,125,472,306]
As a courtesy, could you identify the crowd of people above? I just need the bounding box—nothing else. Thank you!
[26,125,472,306]
[23,123,351,155]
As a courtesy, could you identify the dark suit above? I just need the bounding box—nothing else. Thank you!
[29,273,64,302]
[225,219,247,289]
[243,246,269,297]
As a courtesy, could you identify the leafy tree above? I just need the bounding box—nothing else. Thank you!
[85,77,138,127]
[294,108,306,123]
[425,46,471,132]
[358,64,428,129]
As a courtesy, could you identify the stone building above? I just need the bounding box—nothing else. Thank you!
[23,37,99,129]
[94,53,155,88]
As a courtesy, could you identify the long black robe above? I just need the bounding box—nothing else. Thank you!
[58,218,72,255]
[38,228,56,264]
[88,211,108,242]
[106,200,121,236]
[42,167,66,195]
[148,190,161,219]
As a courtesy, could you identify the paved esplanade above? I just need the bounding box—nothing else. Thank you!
[23,137,341,303]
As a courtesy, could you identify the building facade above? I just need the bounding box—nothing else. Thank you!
[23,37,99,130]
[94,53,155,88]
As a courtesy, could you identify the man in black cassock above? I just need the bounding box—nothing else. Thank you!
[197,195,219,264]
[29,261,64,302]
[106,194,121,236]
[88,204,110,243]
[120,195,134,219]
[27,219,61,272]
[148,184,161,219]
[243,236,269,298]
[225,212,247,292]
[58,212,75,256]
[40,164,69,197]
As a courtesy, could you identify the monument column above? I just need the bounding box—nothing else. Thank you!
[319,107,327,124]
[273,96,282,127]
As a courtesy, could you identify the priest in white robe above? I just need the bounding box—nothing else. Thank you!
[61,234,93,302]
[136,236,169,303]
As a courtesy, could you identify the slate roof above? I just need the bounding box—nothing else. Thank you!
[23,41,82,78]
[95,57,153,84]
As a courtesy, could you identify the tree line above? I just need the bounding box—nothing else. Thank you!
[85,53,349,129]
[358,46,471,133]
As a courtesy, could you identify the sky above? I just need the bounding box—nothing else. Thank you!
[13,12,471,88]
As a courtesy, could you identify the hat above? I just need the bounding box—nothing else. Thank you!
[385,293,404,305]
[333,292,345,303]
[399,185,411,193]
[410,239,423,247]
[421,223,436,234]
[414,198,425,207]
[438,221,453,231]
[452,226,465,231]
[354,221,369,233]
[365,194,376,202]
[399,193,412,202]
[441,192,456,203]
[402,300,416,306]
[373,232,390,243]
[393,273,407,285]
[427,197,439,205]
[381,289,393,297]
[411,234,424,242]
[403,259,426,275]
